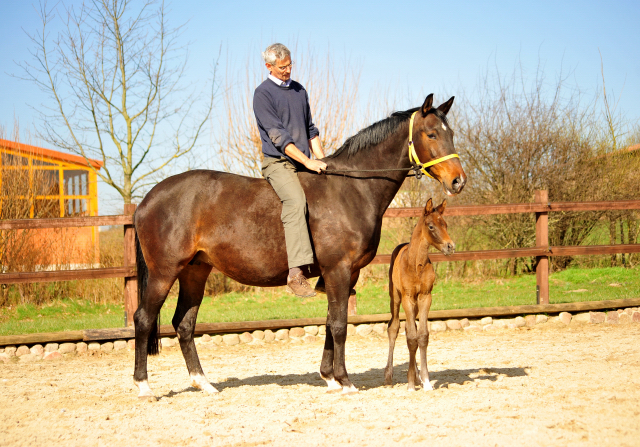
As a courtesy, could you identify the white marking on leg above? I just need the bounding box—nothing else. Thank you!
[323,377,342,391]
[423,381,434,391]
[135,380,154,399]
[190,373,219,394]
[342,384,358,394]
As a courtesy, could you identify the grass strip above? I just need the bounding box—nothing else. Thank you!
[0,266,637,336]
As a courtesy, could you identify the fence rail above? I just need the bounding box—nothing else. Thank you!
[1,193,639,325]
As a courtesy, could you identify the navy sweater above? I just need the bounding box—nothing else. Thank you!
[253,79,319,164]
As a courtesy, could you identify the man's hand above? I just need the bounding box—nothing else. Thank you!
[304,158,327,173]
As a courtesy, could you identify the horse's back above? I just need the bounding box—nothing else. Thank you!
[135,170,290,284]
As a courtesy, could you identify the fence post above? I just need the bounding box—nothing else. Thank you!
[535,190,549,304]
[123,204,138,327]
[348,295,357,316]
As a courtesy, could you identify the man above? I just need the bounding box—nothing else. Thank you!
[253,43,327,297]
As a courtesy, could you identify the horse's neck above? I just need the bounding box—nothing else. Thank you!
[327,125,411,217]
[406,219,431,269]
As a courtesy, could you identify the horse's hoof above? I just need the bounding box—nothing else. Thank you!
[324,378,342,393]
[422,382,434,392]
[190,374,219,394]
[138,393,157,402]
[342,385,359,395]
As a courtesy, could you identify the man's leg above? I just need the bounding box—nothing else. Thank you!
[262,157,315,297]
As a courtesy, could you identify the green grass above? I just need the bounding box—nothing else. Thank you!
[1,266,638,336]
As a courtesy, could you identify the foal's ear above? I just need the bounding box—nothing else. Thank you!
[424,198,434,215]
[421,94,434,117]
[437,96,455,115]
[436,199,447,215]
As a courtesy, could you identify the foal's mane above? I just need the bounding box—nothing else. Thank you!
[327,106,450,159]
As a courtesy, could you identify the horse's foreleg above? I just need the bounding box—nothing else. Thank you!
[384,285,403,386]
[174,264,217,394]
[133,274,174,399]
[417,293,433,391]
[321,265,356,394]
[403,297,419,392]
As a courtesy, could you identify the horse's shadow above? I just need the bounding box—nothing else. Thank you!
[158,364,530,398]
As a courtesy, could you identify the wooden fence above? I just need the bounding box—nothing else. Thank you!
[2,191,640,327]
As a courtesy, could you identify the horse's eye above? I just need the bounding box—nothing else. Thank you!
[428,225,435,231]
[428,134,437,140]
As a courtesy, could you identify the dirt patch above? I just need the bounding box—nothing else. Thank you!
[1,324,639,446]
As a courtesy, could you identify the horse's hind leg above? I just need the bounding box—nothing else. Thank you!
[134,274,175,399]
[173,263,217,394]
[417,293,434,391]
[384,285,402,386]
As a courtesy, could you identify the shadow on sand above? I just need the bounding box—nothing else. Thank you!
[158,364,530,398]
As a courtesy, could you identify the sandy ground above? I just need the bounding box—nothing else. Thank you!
[1,323,639,447]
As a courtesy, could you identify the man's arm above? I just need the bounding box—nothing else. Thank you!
[309,136,325,159]
[284,142,327,173]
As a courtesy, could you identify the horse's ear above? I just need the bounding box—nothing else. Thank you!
[421,94,434,117]
[424,198,434,215]
[436,199,447,215]
[437,96,455,115]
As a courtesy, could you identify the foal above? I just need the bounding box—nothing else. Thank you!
[384,198,454,391]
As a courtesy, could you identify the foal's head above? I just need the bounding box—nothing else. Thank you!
[420,198,455,256]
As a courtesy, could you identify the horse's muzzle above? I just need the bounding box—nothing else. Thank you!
[442,242,455,256]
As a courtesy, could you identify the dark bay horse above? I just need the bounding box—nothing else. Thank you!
[133,94,466,398]
[385,198,454,391]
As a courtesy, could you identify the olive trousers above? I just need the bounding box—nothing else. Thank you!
[262,157,314,269]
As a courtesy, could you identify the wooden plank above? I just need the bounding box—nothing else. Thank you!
[0,331,84,346]
[370,247,547,265]
[383,200,640,219]
[0,214,133,230]
[0,266,136,284]
[550,244,640,256]
[83,328,135,341]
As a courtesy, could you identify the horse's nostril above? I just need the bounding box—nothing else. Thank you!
[452,176,465,192]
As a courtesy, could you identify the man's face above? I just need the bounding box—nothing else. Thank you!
[266,55,292,82]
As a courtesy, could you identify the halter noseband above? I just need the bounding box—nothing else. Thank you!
[408,111,460,179]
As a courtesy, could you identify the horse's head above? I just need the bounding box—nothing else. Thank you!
[410,94,466,195]
[422,198,455,256]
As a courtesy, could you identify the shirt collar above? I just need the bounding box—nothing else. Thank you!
[268,74,291,87]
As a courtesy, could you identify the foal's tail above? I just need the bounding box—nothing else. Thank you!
[136,232,160,356]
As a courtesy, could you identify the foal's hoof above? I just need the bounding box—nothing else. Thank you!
[422,382,434,392]
[138,394,157,402]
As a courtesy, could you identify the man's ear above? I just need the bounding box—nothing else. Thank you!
[436,199,447,215]
[424,198,434,215]
[421,94,434,117]
[437,96,455,115]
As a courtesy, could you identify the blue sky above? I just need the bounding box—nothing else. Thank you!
[1,0,638,212]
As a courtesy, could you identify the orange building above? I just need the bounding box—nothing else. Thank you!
[0,139,103,270]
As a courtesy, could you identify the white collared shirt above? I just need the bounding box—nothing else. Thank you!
[268,74,291,87]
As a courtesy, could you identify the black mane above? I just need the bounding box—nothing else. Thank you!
[327,107,450,159]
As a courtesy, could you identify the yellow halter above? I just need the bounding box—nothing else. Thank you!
[408,111,459,179]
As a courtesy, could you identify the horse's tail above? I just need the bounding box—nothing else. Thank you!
[136,228,160,356]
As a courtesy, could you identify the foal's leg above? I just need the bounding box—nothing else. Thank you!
[403,296,420,391]
[133,273,175,399]
[384,285,403,386]
[417,293,434,391]
[320,265,357,394]
[173,263,217,394]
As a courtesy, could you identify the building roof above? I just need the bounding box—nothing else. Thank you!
[0,139,103,169]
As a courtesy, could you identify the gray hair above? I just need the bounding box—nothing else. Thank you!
[262,43,291,65]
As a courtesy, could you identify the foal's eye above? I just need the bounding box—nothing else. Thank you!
[428,225,435,231]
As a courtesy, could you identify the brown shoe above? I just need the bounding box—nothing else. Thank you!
[287,271,317,297]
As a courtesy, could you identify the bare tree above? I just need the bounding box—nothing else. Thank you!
[18,0,217,203]
[216,45,361,177]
